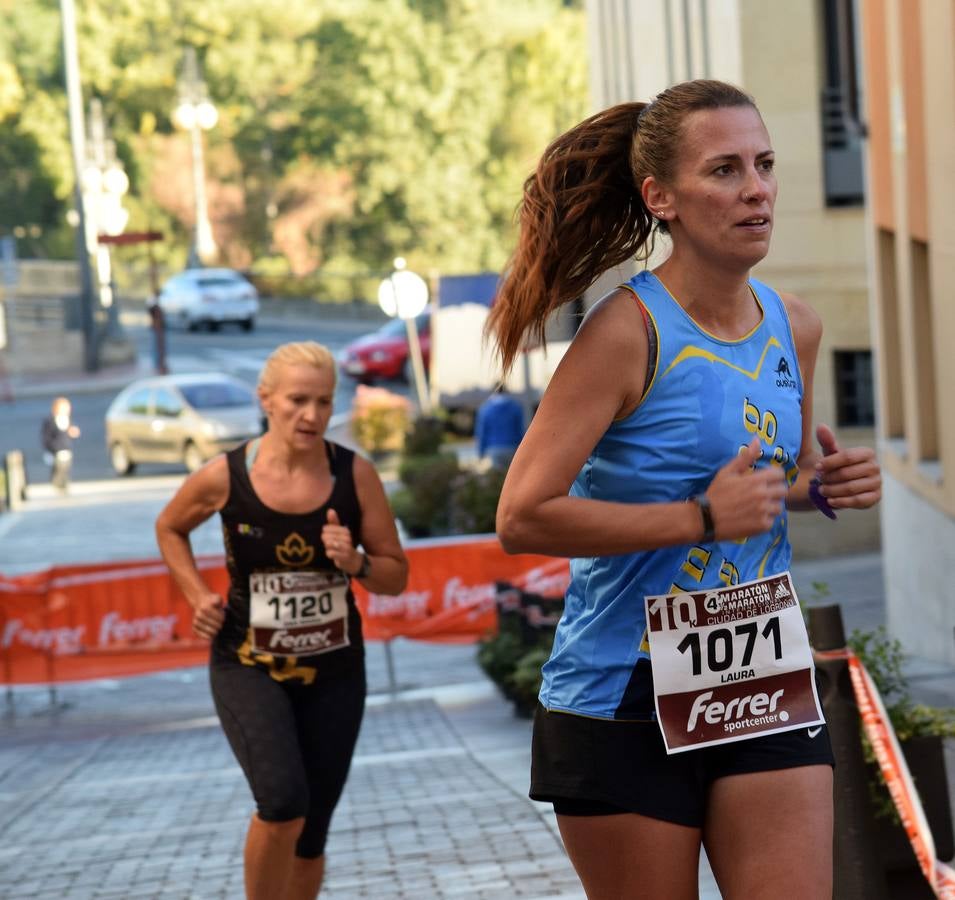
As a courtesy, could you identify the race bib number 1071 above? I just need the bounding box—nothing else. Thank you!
[644,572,824,754]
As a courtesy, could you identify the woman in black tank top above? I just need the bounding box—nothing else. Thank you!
[156,341,408,899]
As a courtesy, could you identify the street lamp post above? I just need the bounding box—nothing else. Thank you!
[173,47,218,267]
[378,257,431,414]
[59,0,99,371]
[82,98,129,340]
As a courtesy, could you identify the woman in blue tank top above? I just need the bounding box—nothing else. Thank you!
[489,80,881,899]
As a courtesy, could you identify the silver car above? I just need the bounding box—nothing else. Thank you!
[105,374,263,475]
[157,268,259,332]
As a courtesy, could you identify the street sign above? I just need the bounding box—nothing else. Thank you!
[96,231,163,245]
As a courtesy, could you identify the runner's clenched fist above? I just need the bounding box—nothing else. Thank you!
[321,508,362,575]
[704,437,788,541]
[191,592,225,640]
[811,423,881,511]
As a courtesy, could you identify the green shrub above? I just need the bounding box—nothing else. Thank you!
[507,645,552,716]
[403,416,445,456]
[848,625,955,821]
[350,385,412,455]
[390,453,460,537]
[848,626,955,741]
[476,588,562,717]
[449,467,506,535]
[248,268,382,304]
[477,631,525,689]
[398,452,460,490]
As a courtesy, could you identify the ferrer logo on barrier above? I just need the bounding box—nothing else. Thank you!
[2,620,85,655]
[519,563,571,598]
[443,577,496,612]
[366,590,431,619]
[98,612,178,646]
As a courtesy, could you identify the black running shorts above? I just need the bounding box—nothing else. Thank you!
[210,660,365,857]
[530,704,834,826]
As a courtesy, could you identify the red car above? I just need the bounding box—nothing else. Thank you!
[338,310,431,382]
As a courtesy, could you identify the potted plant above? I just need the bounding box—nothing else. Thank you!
[847,625,955,893]
[477,583,563,718]
[350,385,412,462]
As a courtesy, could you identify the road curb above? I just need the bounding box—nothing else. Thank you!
[3,310,385,401]
[3,359,154,401]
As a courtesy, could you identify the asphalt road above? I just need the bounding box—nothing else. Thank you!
[0,313,412,485]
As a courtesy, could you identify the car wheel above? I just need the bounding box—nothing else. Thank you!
[208,320,220,332]
[183,441,204,473]
[110,442,136,476]
[187,317,201,332]
[240,317,255,332]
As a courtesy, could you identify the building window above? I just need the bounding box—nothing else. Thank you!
[876,228,904,437]
[834,350,875,427]
[820,0,865,206]
[910,239,939,460]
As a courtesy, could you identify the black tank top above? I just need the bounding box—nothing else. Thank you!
[213,439,365,683]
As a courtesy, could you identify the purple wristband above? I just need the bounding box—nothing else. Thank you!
[809,478,837,520]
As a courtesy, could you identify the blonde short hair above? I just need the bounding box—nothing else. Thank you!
[258,341,337,394]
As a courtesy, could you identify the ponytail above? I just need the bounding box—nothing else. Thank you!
[488,79,756,376]
[488,102,655,374]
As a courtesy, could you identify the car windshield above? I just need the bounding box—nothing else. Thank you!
[179,382,255,409]
[378,312,428,337]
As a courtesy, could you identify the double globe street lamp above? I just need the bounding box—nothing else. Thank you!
[173,47,218,267]
[378,257,431,414]
[81,97,129,340]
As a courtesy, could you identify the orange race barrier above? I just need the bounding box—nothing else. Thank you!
[0,536,569,686]
[0,557,227,684]
[354,535,569,642]
[817,648,955,899]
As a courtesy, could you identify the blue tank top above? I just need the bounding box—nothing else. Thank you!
[538,270,804,720]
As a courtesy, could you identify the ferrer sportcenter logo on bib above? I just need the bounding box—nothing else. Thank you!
[276,532,315,567]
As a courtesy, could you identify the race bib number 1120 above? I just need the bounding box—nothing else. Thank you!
[249,570,350,658]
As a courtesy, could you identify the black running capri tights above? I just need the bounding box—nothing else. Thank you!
[210,660,366,858]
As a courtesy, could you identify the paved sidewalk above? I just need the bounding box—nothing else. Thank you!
[2,482,955,898]
[0,651,584,900]
[0,483,591,899]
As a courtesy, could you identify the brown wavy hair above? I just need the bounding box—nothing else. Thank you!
[488,79,756,373]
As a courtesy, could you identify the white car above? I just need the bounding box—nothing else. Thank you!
[157,268,259,332]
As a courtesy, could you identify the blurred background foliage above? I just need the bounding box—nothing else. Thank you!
[0,0,587,288]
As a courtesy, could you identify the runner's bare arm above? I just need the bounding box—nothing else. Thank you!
[155,455,230,606]
[780,291,823,511]
[781,292,881,512]
[350,454,409,594]
[496,291,785,557]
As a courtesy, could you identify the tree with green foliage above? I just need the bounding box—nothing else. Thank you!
[0,0,589,290]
